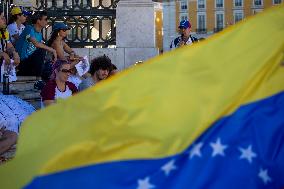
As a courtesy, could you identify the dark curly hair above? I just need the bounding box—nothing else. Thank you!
[89,55,113,76]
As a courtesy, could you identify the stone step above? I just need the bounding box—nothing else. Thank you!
[12,90,41,100]
[16,76,38,82]
[25,99,41,110]
[13,90,42,110]
[0,76,42,109]
[10,80,37,92]
[0,80,40,93]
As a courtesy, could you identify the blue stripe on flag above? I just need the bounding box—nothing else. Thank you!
[25,91,284,189]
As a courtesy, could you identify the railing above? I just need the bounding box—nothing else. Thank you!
[35,0,119,48]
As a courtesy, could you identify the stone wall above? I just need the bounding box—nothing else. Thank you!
[73,47,159,71]
[73,0,159,71]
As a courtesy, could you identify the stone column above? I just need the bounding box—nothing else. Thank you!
[116,0,158,68]
[162,1,177,52]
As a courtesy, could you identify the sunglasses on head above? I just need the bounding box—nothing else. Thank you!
[60,69,71,73]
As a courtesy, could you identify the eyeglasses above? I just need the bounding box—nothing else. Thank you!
[60,69,71,73]
[61,29,67,32]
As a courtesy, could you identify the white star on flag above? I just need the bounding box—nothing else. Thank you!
[239,145,257,163]
[189,142,203,159]
[210,138,228,157]
[161,159,177,176]
[137,177,155,189]
[258,168,272,184]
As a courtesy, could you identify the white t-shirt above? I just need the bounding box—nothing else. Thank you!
[40,80,77,108]
[55,85,73,100]
[40,85,73,108]
[7,22,25,44]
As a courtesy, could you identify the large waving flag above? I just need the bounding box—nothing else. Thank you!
[0,5,284,189]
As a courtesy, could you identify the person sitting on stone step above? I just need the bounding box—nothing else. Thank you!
[40,59,77,107]
[7,6,31,46]
[0,8,20,82]
[41,22,84,88]
[15,10,57,76]
[78,55,114,92]
[0,95,35,157]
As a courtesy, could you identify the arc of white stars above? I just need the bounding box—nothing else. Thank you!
[137,177,155,189]
[189,142,203,159]
[161,159,177,176]
[210,138,228,157]
[239,145,257,163]
[258,168,272,185]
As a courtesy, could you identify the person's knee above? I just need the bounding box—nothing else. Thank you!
[2,130,17,146]
[0,130,17,154]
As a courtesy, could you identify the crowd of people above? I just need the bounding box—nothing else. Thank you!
[0,5,199,160]
[0,6,118,158]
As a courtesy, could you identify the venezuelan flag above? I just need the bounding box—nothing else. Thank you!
[0,5,284,189]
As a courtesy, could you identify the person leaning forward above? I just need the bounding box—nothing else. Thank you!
[16,11,57,76]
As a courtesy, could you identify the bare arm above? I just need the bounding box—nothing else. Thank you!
[43,100,55,107]
[51,41,67,60]
[6,43,20,65]
[29,37,57,61]
[63,41,73,54]
[62,42,82,67]
[0,52,11,64]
